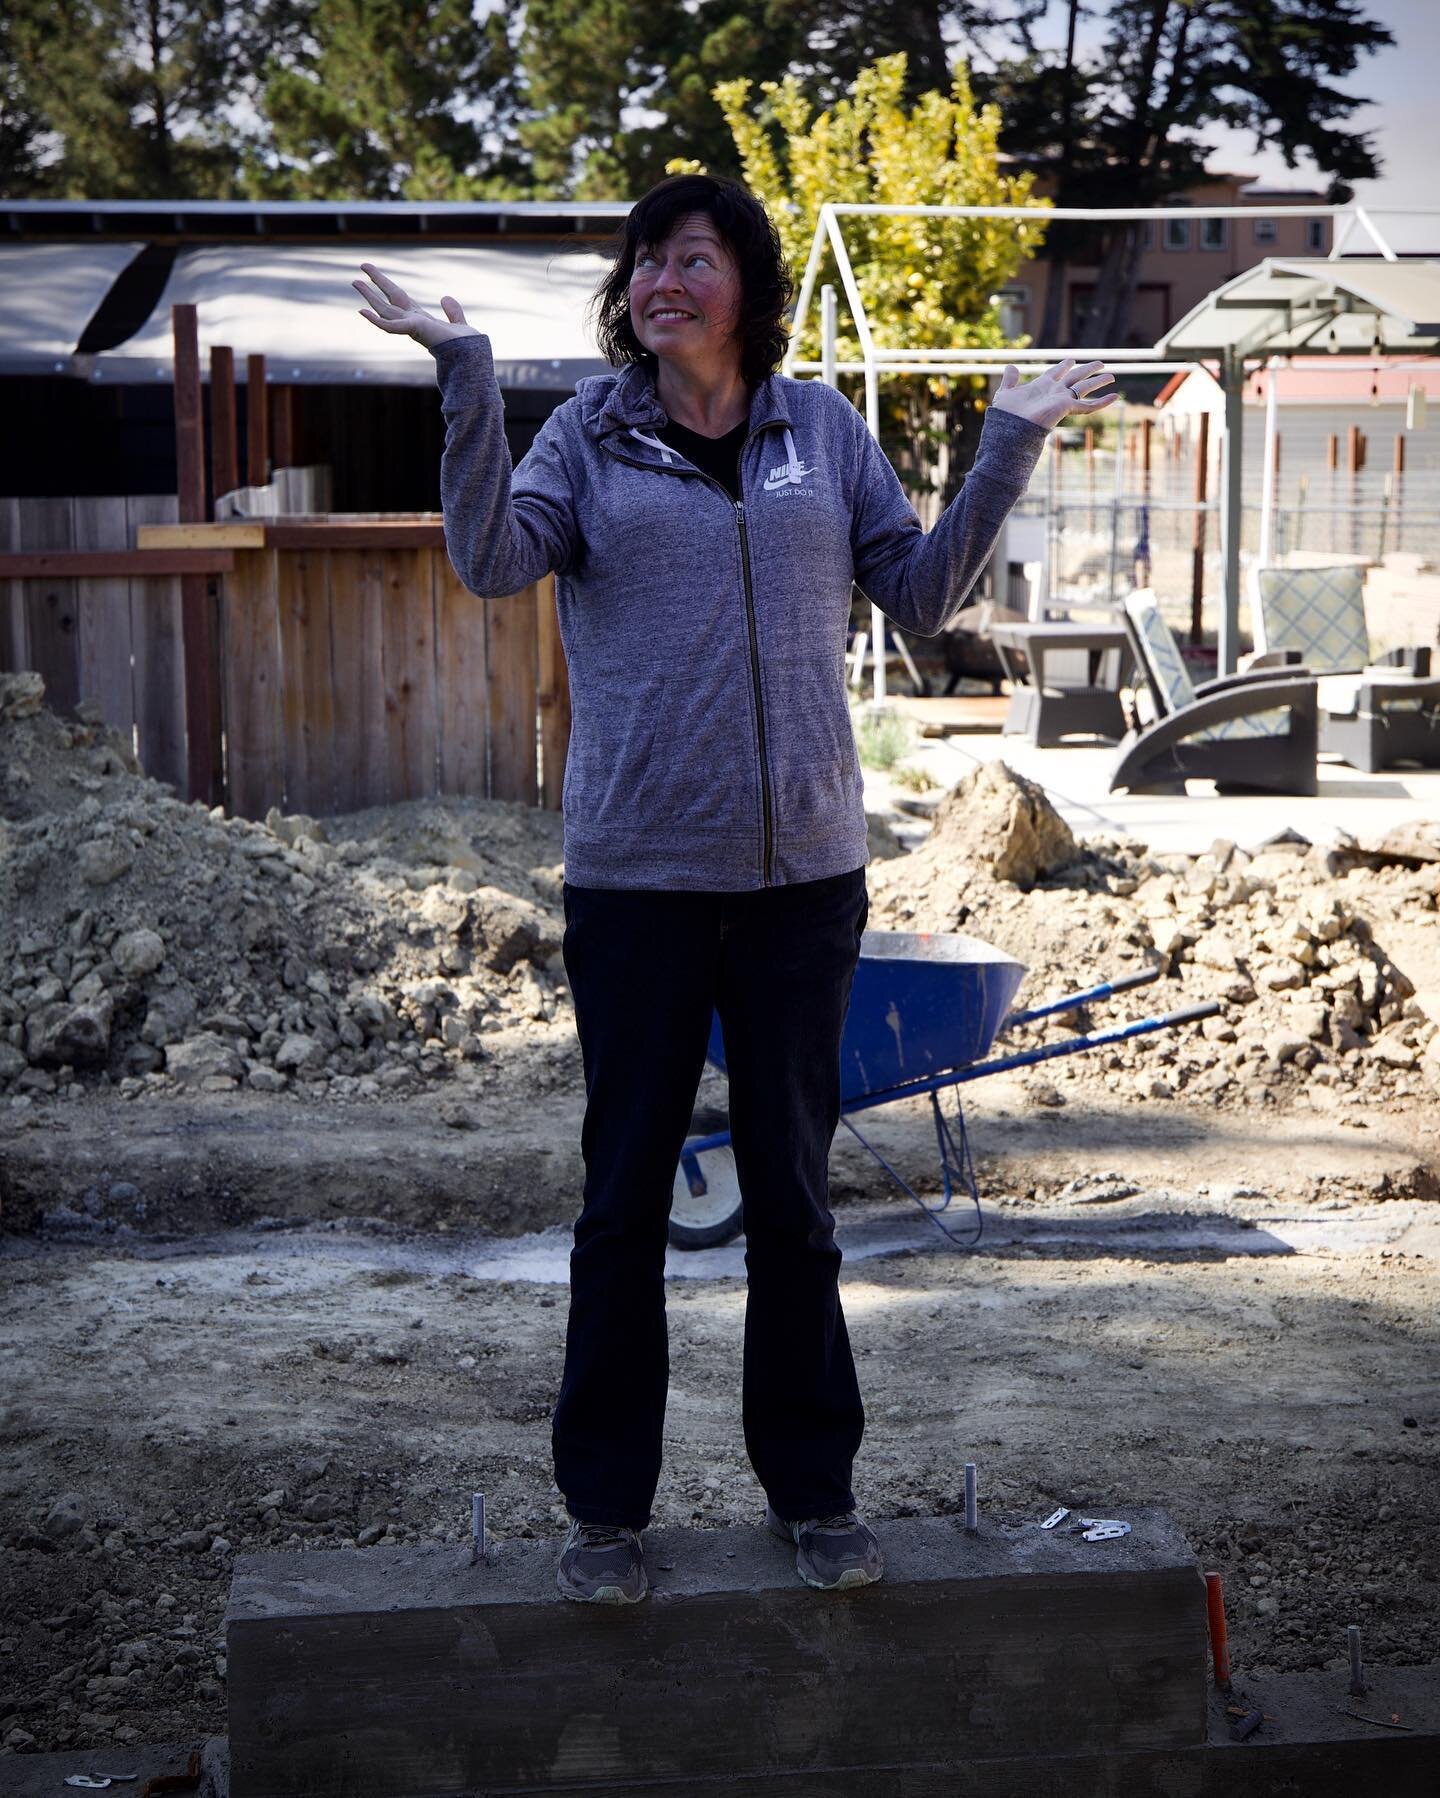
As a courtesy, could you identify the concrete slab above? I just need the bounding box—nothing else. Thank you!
[225,1508,1208,1797]
[867,729,1440,858]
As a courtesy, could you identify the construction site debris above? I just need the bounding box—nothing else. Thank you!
[1,677,1436,1121]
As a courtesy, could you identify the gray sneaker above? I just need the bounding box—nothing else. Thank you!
[767,1504,884,1591]
[556,1518,648,1604]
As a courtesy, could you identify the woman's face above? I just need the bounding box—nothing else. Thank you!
[628,211,743,370]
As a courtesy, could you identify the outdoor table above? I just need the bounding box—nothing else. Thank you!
[990,620,1135,747]
[1316,666,1440,772]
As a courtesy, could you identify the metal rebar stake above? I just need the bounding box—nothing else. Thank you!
[1347,1623,1365,1696]
[471,1492,486,1566]
[964,1462,978,1533]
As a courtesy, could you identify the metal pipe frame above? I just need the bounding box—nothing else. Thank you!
[783,200,1411,698]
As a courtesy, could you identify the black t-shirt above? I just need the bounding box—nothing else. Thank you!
[655,416,748,501]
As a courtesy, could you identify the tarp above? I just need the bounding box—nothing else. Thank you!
[0,241,148,374]
[77,241,616,389]
[1159,257,1440,358]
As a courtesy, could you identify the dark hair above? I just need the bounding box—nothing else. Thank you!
[589,174,793,387]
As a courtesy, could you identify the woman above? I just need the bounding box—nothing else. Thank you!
[354,173,1114,1607]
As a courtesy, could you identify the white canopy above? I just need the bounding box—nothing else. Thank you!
[78,241,615,389]
[1159,257,1440,357]
[0,241,148,374]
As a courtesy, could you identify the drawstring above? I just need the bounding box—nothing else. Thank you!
[782,427,803,483]
[629,427,676,465]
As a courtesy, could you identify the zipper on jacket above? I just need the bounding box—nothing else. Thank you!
[604,427,779,887]
[733,499,775,886]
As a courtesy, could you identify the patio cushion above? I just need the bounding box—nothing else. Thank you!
[1124,590,1288,743]
[1255,565,1370,674]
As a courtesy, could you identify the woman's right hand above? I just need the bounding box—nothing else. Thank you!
[352,262,480,351]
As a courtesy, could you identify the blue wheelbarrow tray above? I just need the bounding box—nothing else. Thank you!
[674,929,1216,1250]
[704,930,1027,1099]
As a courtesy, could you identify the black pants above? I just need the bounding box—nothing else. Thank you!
[553,866,869,1530]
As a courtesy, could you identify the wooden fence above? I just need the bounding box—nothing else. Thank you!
[0,493,193,794]
[0,501,571,821]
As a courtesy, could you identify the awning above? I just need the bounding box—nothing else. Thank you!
[78,242,616,389]
[1155,257,1440,679]
[0,241,148,374]
[1159,257,1440,358]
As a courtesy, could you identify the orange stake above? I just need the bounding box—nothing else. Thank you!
[1205,1571,1232,1689]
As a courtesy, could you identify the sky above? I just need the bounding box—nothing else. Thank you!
[1013,0,1432,221]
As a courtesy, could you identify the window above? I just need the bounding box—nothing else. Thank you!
[1306,218,1326,252]
[1254,217,1278,244]
[1200,218,1228,251]
[1163,217,1191,250]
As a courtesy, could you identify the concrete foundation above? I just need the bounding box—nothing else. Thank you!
[224,1508,1210,1796]
[4,1671,1436,1795]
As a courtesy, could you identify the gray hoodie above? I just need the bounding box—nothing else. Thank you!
[433,334,1048,891]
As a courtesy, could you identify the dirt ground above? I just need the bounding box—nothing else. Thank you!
[2,681,1439,1761]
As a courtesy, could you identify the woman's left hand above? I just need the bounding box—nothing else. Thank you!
[990,358,1117,430]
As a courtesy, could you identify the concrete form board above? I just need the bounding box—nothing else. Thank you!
[5,1672,1437,1796]
[225,1509,1209,1796]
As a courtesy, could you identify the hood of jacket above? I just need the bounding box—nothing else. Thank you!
[575,359,797,448]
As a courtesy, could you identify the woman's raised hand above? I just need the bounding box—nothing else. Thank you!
[352,262,479,350]
[990,358,1117,430]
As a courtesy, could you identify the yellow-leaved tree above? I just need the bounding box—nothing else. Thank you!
[679,55,1048,514]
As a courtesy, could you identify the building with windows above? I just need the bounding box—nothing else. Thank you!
[995,173,1332,348]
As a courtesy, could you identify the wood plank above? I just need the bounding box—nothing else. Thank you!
[272,385,296,468]
[535,572,569,811]
[173,303,207,522]
[247,354,269,486]
[0,551,235,576]
[326,548,390,812]
[127,494,187,793]
[275,546,337,816]
[19,497,81,716]
[268,523,446,549]
[0,496,27,674]
[221,547,285,818]
[434,548,488,797]
[211,343,240,508]
[486,581,539,805]
[73,496,136,740]
[380,548,439,802]
[137,524,267,549]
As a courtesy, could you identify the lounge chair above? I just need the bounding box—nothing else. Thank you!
[1110,590,1319,796]
[1251,563,1440,772]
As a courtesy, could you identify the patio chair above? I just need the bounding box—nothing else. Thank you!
[1250,564,1440,772]
[1110,590,1319,796]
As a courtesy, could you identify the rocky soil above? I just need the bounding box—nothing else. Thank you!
[3,674,1437,1133]
[2,674,1438,1764]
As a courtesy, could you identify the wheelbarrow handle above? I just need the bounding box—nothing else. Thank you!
[838,999,1224,1117]
[1002,963,1161,1031]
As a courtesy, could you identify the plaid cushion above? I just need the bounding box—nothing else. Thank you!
[1125,590,1289,743]
[1256,565,1370,674]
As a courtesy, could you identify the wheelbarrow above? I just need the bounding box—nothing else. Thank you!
[670,932,1218,1250]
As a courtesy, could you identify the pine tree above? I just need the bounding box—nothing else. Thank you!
[244,0,524,200]
[979,0,1395,346]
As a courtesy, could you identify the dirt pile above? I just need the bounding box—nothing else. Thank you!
[867,764,1440,1111]
[3,678,1437,1117]
[923,759,1078,886]
[1,674,573,1106]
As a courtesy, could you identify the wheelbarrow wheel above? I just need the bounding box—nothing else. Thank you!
[670,1108,743,1250]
